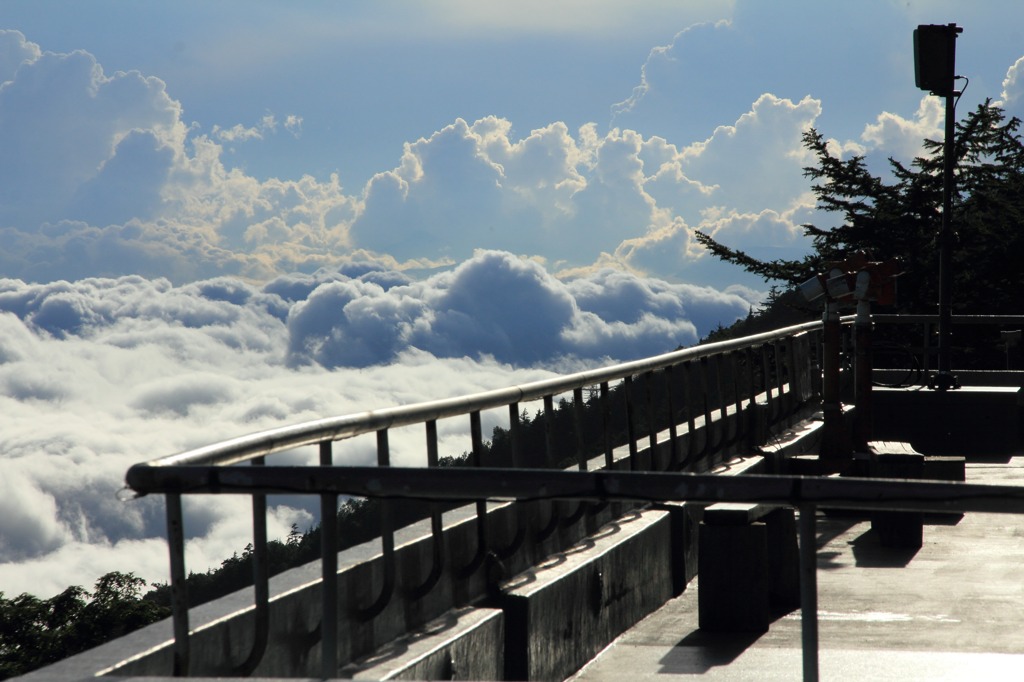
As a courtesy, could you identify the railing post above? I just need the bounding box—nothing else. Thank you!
[624,376,640,470]
[319,442,338,680]
[799,503,820,682]
[664,366,680,469]
[853,299,874,450]
[166,493,190,677]
[600,382,614,469]
[233,456,270,675]
[820,303,850,460]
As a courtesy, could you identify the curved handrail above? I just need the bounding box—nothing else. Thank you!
[126,319,826,482]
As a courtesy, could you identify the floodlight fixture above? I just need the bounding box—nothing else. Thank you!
[914,24,962,97]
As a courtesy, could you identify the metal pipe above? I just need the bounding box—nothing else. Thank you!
[664,365,679,469]
[233,457,269,675]
[493,405,527,558]
[458,412,490,575]
[534,396,561,541]
[166,493,189,677]
[135,466,1024,516]
[682,361,698,466]
[561,388,589,526]
[318,442,338,680]
[355,430,396,619]
[405,420,446,598]
[624,376,639,470]
[933,82,959,391]
[130,320,827,472]
[643,371,658,469]
[600,382,613,469]
[799,503,820,682]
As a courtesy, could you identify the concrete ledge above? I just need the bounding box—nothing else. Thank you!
[873,385,1023,456]
[343,606,503,680]
[500,510,672,681]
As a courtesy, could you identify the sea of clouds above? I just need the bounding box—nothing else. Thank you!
[3,20,1024,598]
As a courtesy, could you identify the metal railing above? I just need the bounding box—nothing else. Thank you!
[873,313,1024,379]
[123,312,1024,680]
[126,319,827,678]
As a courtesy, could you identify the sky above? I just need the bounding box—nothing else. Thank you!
[3,0,1024,598]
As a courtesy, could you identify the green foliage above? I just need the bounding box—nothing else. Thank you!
[696,101,1024,317]
[0,572,169,679]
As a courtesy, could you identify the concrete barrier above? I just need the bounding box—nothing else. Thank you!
[500,510,672,681]
[343,606,504,680]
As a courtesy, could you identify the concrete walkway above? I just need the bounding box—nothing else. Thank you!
[570,457,1024,681]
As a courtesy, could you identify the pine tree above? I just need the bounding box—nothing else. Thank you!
[695,100,1024,315]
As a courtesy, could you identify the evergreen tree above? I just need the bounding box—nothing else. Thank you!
[695,101,1024,316]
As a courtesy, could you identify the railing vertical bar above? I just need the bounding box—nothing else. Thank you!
[713,354,727,424]
[698,357,714,458]
[786,337,800,413]
[407,421,445,598]
[664,365,679,469]
[624,376,639,470]
[730,351,743,417]
[319,441,338,680]
[166,492,189,677]
[573,387,587,471]
[683,361,698,465]
[774,340,788,415]
[492,404,528,557]
[922,321,933,373]
[234,455,270,675]
[729,351,745,446]
[644,371,659,470]
[561,388,590,526]
[799,503,820,682]
[711,354,728,447]
[745,346,757,410]
[460,411,490,573]
[356,430,396,618]
[761,344,775,420]
[535,396,561,540]
[601,382,613,469]
[543,395,556,466]
[508,404,523,467]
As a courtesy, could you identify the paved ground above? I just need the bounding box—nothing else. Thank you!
[570,456,1024,681]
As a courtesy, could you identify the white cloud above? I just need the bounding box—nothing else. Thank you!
[0,254,755,595]
[212,113,278,143]
[0,29,41,84]
[997,56,1024,115]
[860,96,944,163]
[211,112,303,143]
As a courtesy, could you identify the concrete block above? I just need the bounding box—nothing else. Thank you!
[698,521,770,633]
[870,452,924,549]
[500,510,672,681]
[764,508,801,616]
[343,606,503,680]
[924,455,966,482]
[657,501,700,595]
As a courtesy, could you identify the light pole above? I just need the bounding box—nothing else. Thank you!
[914,23,962,391]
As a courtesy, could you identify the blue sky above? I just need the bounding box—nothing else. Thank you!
[3,0,1024,596]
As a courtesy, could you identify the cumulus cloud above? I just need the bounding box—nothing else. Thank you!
[286,251,754,368]
[0,31,357,283]
[997,56,1024,116]
[860,96,944,164]
[0,29,818,292]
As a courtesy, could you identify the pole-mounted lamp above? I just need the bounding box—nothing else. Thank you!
[914,23,963,390]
